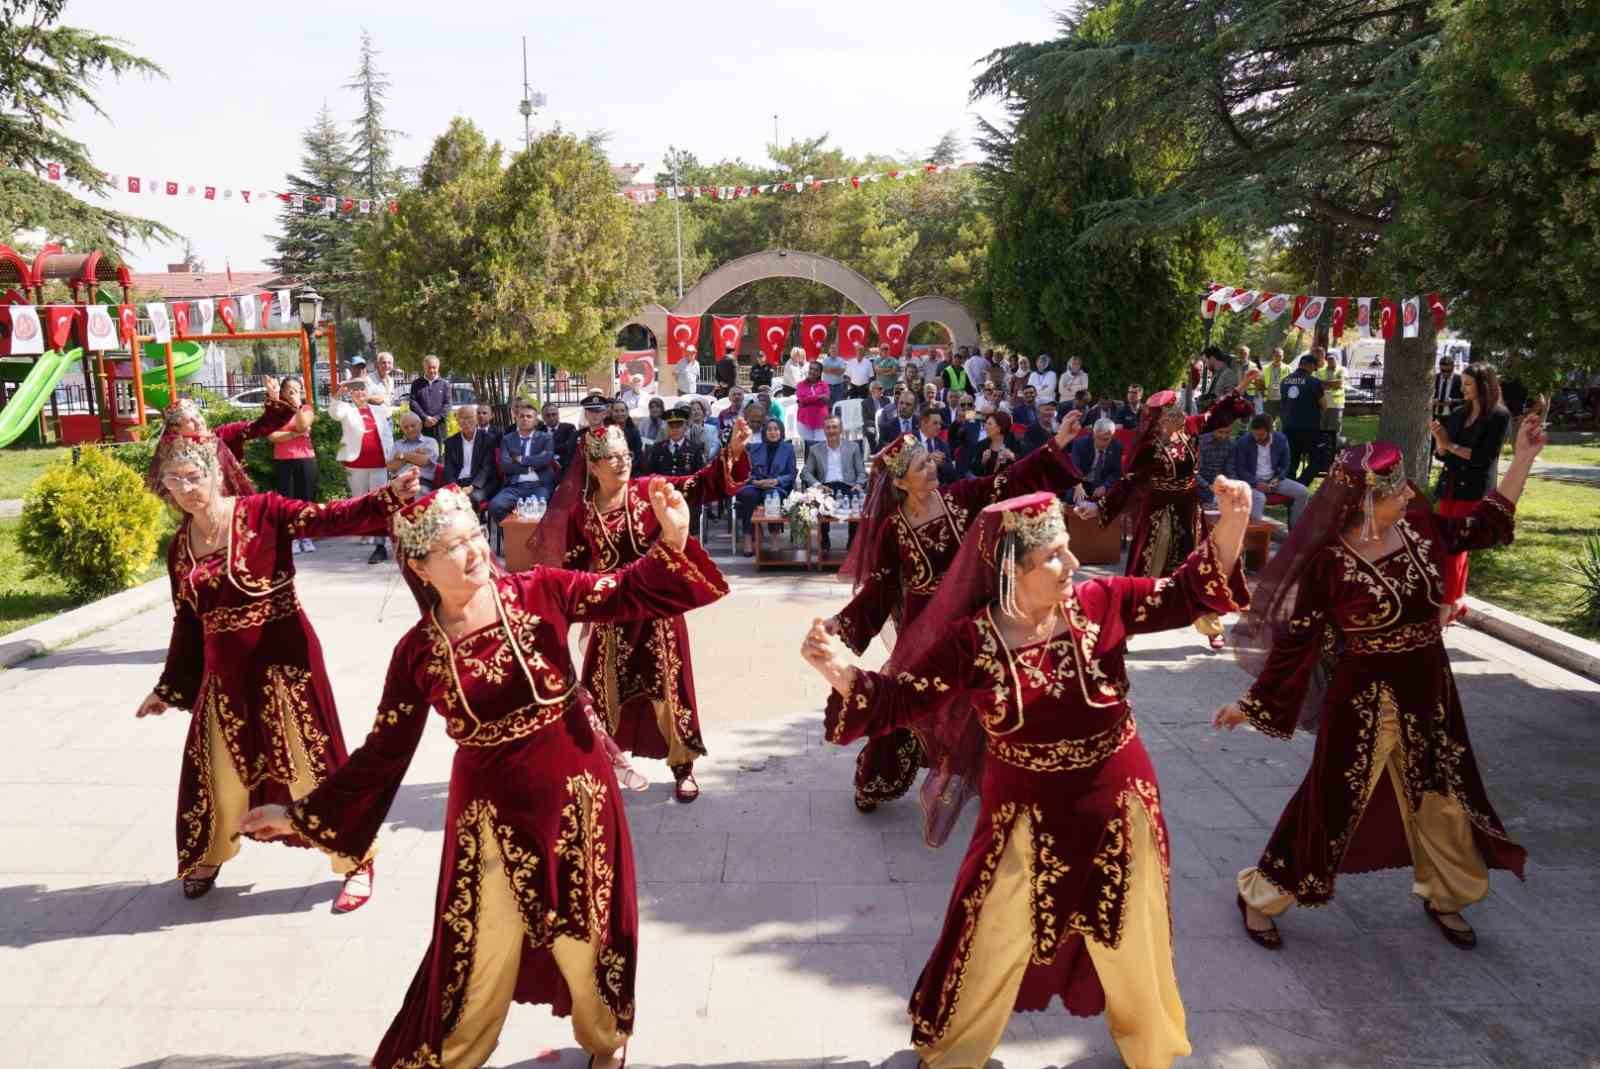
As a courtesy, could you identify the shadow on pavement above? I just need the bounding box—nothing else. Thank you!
[9,642,168,670]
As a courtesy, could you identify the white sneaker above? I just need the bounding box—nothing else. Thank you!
[358,536,371,546]
[302,539,317,553]
[291,539,303,554]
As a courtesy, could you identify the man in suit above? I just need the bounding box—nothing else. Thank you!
[488,399,556,522]
[878,389,920,448]
[917,409,957,485]
[1226,413,1310,524]
[947,394,982,477]
[1432,356,1465,419]
[1070,417,1123,501]
[861,380,893,453]
[539,400,578,472]
[1016,399,1058,456]
[442,403,500,506]
[801,415,868,550]
[644,405,706,531]
[1116,384,1145,429]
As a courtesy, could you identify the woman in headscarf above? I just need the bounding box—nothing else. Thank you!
[136,430,419,907]
[242,477,728,1068]
[734,417,797,556]
[803,482,1253,1069]
[1216,416,1546,952]
[1429,361,1513,623]
[827,410,1085,813]
[1077,374,1258,649]
[529,422,751,803]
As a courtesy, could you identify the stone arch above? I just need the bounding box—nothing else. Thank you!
[672,250,893,316]
[616,303,668,351]
[896,295,980,354]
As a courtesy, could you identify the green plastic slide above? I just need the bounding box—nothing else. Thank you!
[0,348,79,448]
[138,340,206,410]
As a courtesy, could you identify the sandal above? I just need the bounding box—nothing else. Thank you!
[182,865,221,900]
[1422,902,1476,949]
[671,763,700,804]
[1208,634,1227,651]
[333,860,376,914]
[1236,893,1282,950]
[612,757,650,792]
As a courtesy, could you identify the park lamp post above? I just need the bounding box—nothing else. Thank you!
[298,288,324,402]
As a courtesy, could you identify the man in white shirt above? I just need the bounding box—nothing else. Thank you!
[1060,355,1090,401]
[363,350,398,405]
[444,403,498,506]
[841,347,876,399]
[675,344,700,397]
[800,415,867,549]
[964,348,992,395]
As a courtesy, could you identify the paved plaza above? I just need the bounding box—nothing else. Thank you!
[1,534,1597,1069]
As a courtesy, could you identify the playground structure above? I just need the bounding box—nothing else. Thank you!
[0,243,334,447]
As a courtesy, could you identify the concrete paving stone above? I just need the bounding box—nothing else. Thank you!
[9,1005,181,1067]
[657,788,812,835]
[1439,1003,1600,1069]
[0,932,142,1006]
[1369,931,1529,1007]
[1244,1006,1498,1069]
[1465,929,1600,1010]
[0,873,149,940]
[1163,826,1224,880]
[1180,827,1270,879]
[807,790,925,837]
[1174,938,1321,1011]
[1278,927,1444,1008]
[883,832,967,885]
[99,930,336,1012]
[723,831,889,884]
[901,881,955,937]
[1482,864,1600,930]
[1169,875,1360,944]
[734,748,860,793]
[632,830,730,883]
[1142,748,1223,791]
[815,883,912,941]
[1160,785,1263,831]
[640,882,817,944]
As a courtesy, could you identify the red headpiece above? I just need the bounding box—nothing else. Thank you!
[1144,389,1178,411]
[872,433,921,478]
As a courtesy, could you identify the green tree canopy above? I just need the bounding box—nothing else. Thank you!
[269,105,360,314]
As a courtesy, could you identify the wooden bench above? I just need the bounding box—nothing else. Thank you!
[1242,517,1284,571]
[1068,509,1123,565]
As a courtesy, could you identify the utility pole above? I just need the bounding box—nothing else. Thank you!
[668,145,685,301]
[519,37,550,398]
[773,114,779,145]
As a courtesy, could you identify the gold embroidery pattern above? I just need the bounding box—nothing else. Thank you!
[176,679,217,877]
[1238,693,1294,740]
[391,1045,443,1069]
[452,699,569,748]
[1028,818,1070,964]
[263,664,328,784]
[989,715,1137,774]
[438,801,489,1037]
[1348,622,1442,655]
[555,773,615,941]
[853,731,923,804]
[200,587,300,634]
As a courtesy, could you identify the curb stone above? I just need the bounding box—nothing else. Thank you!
[0,575,169,674]
[1461,594,1600,684]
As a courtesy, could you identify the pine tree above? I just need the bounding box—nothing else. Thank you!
[0,0,174,252]
[345,29,402,199]
[269,105,359,312]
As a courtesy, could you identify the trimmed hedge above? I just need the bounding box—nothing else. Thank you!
[18,449,166,599]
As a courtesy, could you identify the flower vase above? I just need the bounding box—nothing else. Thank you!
[788,519,807,548]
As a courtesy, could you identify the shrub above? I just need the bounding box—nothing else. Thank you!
[1568,533,1600,627]
[201,401,351,502]
[18,449,165,599]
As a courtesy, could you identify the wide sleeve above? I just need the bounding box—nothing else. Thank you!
[665,447,751,507]
[1079,534,1250,647]
[1431,491,1516,554]
[1190,389,1254,435]
[276,483,406,540]
[213,399,296,459]
[285,637,431,866]
[946,437,1081,514]
[153,542,203,708]
[1237,550,1337,740]
[831,528,900,655]
[1097,443,1152,524]
[823,620,978,745]
[539,537,728,622]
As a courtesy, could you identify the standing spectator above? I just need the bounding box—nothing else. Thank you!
[444,403,499,506]
[644,405,707,534]
[842,346,875,399]
[873,347,901,392]
[963,347,992,394]
[919,381,951,427]
[781,346,810,395]
[619,374,645,411]
[1006,354,1029,399]
[408,354,450,445]
[1237,345,1267,414]
[1070,418,1124,501]
[489,399,555,521]
[1060,354,1090,401]
[363,350,398,406]
[1432,356,1464,419]
[940,349,973,398]
[1027,353,1058,405]
[970,412,1019,477]
[607,398,644,468]
[1227,413,1310,525]
[640,396,668,447]
[735,418,797,555]
[717,386,747,432]
[1117,384,1145,429]
[541,401,578,471]
[878,389,920,446]
[329,376,393,563]
[1260,347,1290,425]
[675,344,700,397]
[1280,353,1327,483]
[266,375,319,553]
[687,398,719,458]
[820,348,848,405]
[1194,424,1235,505]
[794,360,832,454]
[1314,345,1345,447]
[714,345,740,397]
[917,410,957,484]
[1431,362,1511,620]
[1203,345,1239,404]
[388,411,440,493]
[1016,398,1057,456]
[747,353,774,392]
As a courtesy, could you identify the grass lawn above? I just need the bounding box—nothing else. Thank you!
[0,515,172,640]
[1470,478,1600,641]
[0,445,74,500]
[1502,429,1597,468]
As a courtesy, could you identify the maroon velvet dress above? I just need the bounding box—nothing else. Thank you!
[1238,493,1526,901]
[826,542,1247,1042]
[153,487,405,877]
[557,453,749,763]
[831,441,1082,806]
[1098,392,1253,578]
[286,541,729,1067]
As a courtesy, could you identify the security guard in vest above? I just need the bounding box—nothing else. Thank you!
[1313,344,1346,451]
[1260,347,1290,427]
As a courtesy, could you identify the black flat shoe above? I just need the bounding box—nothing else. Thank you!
[1237,893,1282,950]
[1423,902,1477,949]
[367,545,388,564]
[183,866,221,900]
[854,797,878,814]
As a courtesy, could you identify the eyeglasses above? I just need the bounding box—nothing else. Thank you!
[431,528,487,559]
[160,471,210,490]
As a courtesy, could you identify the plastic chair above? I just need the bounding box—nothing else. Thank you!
[832,398,866,440]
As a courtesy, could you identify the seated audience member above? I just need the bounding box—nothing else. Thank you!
[577,393,609,434]
[801,415,868,549]
[1195,423,1236,506]
[919,381,951,427]
[1116,384,1145,429]
[687,398,720,458]
[475,401,503,442]
[1070,387,1091,413]
[645,404,707,531]
[718,386,748,430]
[1016,398,1058,456]
[877,389,920,446]
[1011,384,1039,427]
[947,395,982,477]
[608,398,645,468]
[1226,413,1310,524]
[754,383,783,421]
[640,396,668,446]
[619,374,645,410]
[488,399,555,521]
[541,401,578,470]
[443,403,500,506]
[1085,390,1121,427]
[1070,418,1124,501]
[387,411,440,492]
[974,381,1005,417]
[862,380,892,451]
[734,418,797,556]
[917,409,957,485]
[968,411,1019,477]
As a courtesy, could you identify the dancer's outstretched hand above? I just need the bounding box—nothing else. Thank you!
[648,476,690,551]
[135,691,169,718]
[1054,409,1083,449]
[1211,475,1252,520]
[239,804,293,839]
[391,467,421,501]
[801,617,856,695]
[1213,703,1247,730]
[727,417,753,458]
[1514,409,1547,460]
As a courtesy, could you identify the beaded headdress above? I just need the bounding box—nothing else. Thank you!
[1329,442,1408,542]
[584,424,628,461]
[163,397,204,428]
[873,433,921,479]
[991,492,1069,618]
[391,485,476,559]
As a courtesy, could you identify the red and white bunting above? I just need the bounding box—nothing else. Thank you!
[1402,296,1420,338]
[41,161,396,219]
[1202,283,1454,340]
[622,163,970,206]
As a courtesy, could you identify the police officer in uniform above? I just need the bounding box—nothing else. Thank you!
[644,404,707,534]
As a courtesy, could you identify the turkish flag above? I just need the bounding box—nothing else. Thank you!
[837,314,872,357]
[1330,298,1349,339]
[257,292,274,326]
[1202,285,1234,319]
[1379,299,1397,340]
[217,298,238,334]
[173,303,191,338]
[1401,296,1420,339]
[118,304,138,345]
[127,177,140,193]
[800,314,835,359]
[1427,292,1447,332]
[876,313,911,357]
[711,315,745,358]
[664,314,700,365]
[1292,295,1308,325]
[46,306,77,350]
[756,315,791,365]
[165,181,178,196]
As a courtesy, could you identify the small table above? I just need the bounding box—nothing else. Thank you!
[811,513,863,571]
[500,515,540,572]
[752,508,811,571]
[1241,518,1284,571]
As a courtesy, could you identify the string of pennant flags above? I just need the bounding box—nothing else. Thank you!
[1202,285,1449,340]
[660,312,914,365]
[0,290,299,355]
[623,162,974,204]
[41,163,398,218]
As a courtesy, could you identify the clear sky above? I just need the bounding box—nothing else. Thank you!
[60,0,1064,272]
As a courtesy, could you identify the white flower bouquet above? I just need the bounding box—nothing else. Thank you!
[781,485,835,542]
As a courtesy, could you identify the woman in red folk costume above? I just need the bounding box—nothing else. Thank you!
[802,484,1253,1069]
[829,409,1085,813]
[136,432,420,906]
[144,391,294,501]
[243,479,727,1069]
[1217,418,1546,952]
[1077,374,1257,650]
[530,420,751,803]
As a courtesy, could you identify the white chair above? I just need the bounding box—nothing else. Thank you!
[831,398,866,441]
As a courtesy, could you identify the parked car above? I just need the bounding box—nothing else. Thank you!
[226,387,268,409]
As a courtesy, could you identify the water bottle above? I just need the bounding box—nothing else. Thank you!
[765,489,779,516]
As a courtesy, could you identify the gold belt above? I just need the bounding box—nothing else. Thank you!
[452,693,574,748]
[202,588,300,635]
[988,714,1136,773]
[1150,477,1194,492]
[1348,622,1442,655]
